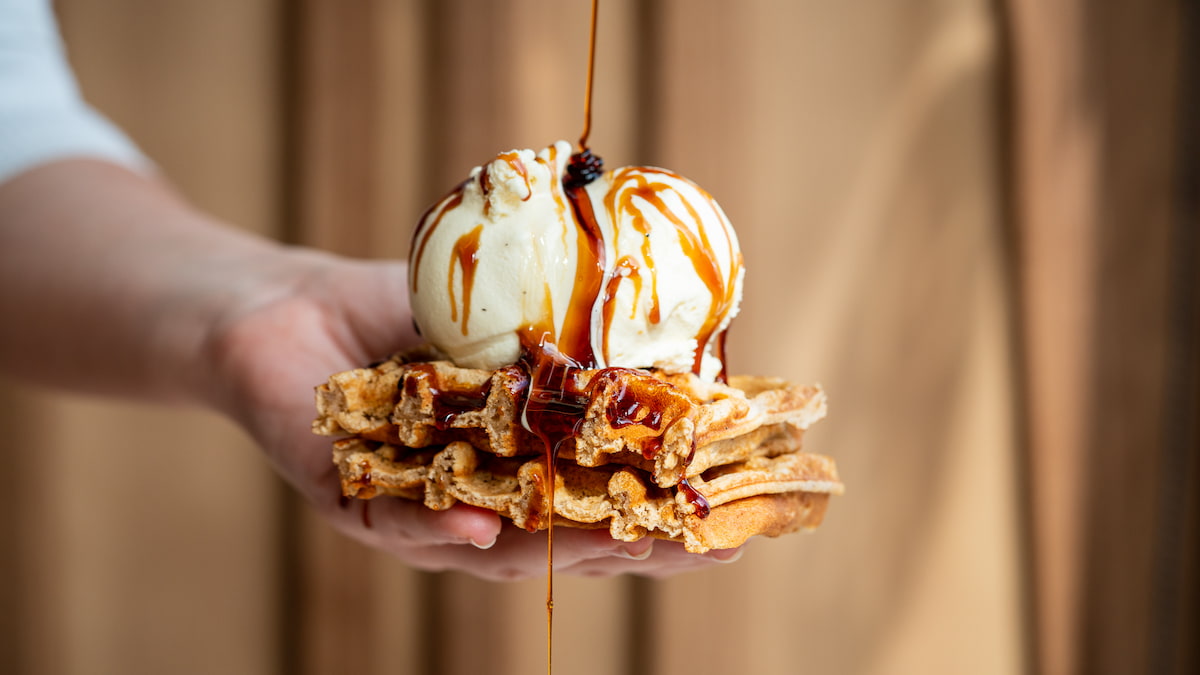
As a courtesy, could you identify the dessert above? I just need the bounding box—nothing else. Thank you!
[313,141,843,553]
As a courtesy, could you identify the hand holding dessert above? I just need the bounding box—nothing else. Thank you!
[0,159,736,580]
[205,247,741,579]
[316,142,840,557]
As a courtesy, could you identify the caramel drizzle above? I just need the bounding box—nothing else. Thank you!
[577,0,600,152]
[500,151,534,200]
[522,176,608,675]
[517,333,586,675]
[537,145,576,275]
[411,184,467,294]
[602,167,741,375]
[447,225,484,334]
[600,256,644,360]
[560,182,606,367]
[481,151,535,218]
[404,362,491,430]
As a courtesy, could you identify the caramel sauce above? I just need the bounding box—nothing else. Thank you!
[677,438,711,517]
[535,144,575,257]
[339,462,377,528]
[604,371,668,430]
[679,478,711,518]
[603,167,741,375]
[595,368,694,462]
[480,152,534,217]
[447,224,484,335]
[498,151,534,200]
[595,368,687,429]
[600,256,644,360]
[640,435,664,461]
[713,327,729,384]
[517,332,589,675]
[479,165,493,217]
[411,185,466,294]
[404,363,490,430]
[577,0,599,153]
[561,183,606,363]
[532,0,607,657]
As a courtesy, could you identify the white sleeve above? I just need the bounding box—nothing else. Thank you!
[0,0,150,184]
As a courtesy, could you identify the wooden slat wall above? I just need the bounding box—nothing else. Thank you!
[1005,1,1195,674]
[4,1,1192,674]
[1,1,286,673]
[646,2,1025,674]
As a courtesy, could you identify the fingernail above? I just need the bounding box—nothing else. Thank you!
[616,540,654,560]
[711,547,743,564]
[470,535,497,550]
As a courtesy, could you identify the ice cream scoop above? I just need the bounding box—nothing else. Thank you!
[409,140,743,382]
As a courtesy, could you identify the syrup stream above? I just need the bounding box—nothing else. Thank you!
[578,0,600,153]
[544,3,601,674]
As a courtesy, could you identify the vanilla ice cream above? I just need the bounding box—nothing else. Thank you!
[409,140,743,382]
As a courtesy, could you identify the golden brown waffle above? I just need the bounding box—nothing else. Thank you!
[333,438,842,553]
[315,351,842,552]
[314,355,828,489]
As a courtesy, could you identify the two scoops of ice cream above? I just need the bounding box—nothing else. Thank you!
[408,139,743,382]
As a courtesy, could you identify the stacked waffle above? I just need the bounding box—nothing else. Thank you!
[313,351,842,553]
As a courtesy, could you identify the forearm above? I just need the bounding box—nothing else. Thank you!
[0,159,291,407]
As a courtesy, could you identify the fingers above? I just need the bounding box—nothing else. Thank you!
[380,525,631,582]
[332,500,503,551]
[558,541,742,578]
[380,501,503,549]
[338,505,744,582]
[302,452,740,580]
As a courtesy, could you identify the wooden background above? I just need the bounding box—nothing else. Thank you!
[1,1,1194,674]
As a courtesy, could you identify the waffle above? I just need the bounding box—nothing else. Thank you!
[314,352,842,553]
[314,356,829,488]
[333,438,840,553]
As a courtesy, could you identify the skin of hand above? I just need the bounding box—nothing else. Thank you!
[0,160,739,580]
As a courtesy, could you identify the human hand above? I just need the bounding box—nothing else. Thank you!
[203,249,737,580]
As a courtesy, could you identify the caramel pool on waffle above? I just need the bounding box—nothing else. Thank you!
[313,351,842,552]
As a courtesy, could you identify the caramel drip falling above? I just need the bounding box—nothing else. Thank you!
[577,0,600,153]
[532,4,605,674]
[518,333,588,675]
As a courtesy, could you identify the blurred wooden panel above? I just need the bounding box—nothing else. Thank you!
[419,0,642,191]
[646,1,1025,673]
[57,0,285,237]
[284,3,423,673]
[1155,8,1200,672]
[1079,3,1182,672]
[1003,3,1095,672]
[0,1,285,674]
[1006,1,1188,673]
[0,388,42,671]
[16,396,279,675]
[296,0,642,257]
